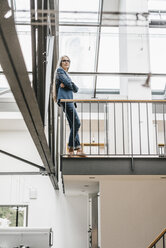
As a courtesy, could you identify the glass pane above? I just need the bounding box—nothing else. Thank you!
[96,76,120,92]
[59,0,100,23]
[0,75,9,88]
[14,10,30,25]
[14,0,30,10]
[0,73,32,100]
[96,74,166,97]
[0,75,13,100]
[148,0,166,10]
[69,75,95,98]
[59,26,97,72]
[0,206,27,227]
[0,207,16,227]
[151,77,166,91]
[98,27,119,72]
[59,0,100,12]
[60,11,100,24]
[149,28,166,73]
[16,25,32,72]
[18,207,26,226]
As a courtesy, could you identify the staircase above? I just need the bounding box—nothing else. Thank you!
[147,229,166,248]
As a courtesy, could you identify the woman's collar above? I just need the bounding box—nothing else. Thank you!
[60,66,69,73]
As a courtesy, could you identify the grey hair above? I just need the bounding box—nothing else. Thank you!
[52,55,71,90]
[56,55,71,72]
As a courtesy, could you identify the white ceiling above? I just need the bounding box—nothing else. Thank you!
[63,174,166,195]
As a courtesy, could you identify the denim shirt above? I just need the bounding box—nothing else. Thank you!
[56,67,78,105]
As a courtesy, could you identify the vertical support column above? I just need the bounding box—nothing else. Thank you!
[37,0,47,124]
[91,194,98,248]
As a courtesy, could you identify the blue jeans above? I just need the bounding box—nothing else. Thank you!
[61,102,81,149]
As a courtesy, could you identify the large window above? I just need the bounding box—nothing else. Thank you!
[59,26,98,72]
[98,27,119,73]
[148,0,166,92]
[0,205,28,227]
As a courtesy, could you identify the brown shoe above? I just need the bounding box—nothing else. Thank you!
[68,147,74,156]
[76,149,86,157]
[142,83,150,87]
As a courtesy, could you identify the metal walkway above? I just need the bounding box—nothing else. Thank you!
[61,156,166,175]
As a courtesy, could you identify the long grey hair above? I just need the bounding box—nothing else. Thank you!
[52,55,71,101]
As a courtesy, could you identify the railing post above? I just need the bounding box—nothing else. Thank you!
[130,102,134,171]
[98,101,100,155]
[114,102,116,155]
[81,102,84,151]
[163,234,165,248]
[138,102,142,155]
[90,102,92,155]
[122,102,125,155]
[64,102,67,155]
[146,102,150,154]
[55,104,59,181]
[60,106,64,156]
[163,104,166,156]
[154,103,158,155]
[106,101,109,155]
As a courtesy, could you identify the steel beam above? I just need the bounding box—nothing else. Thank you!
[30,0,37,97]
[0,149,45,171]
[36,0,47,124]
[0,172,45,175]
[49,0,56,36]
[62,157,166,175]
[69,72,166,77]
[93,0,103,98]
[0,0,58,189]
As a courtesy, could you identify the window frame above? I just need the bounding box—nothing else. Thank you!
[0,205,28,227]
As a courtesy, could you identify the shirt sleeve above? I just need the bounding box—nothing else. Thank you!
[57,68,73,90]
[71,82,79,93]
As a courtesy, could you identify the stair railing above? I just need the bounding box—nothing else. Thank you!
[147,229,166,248]
[60,99,166,157]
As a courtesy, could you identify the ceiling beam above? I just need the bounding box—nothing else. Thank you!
[0,172,45,175]
[0,0,58,189]
[69,72,166,77]
[93,0,104,98]
[0,149,45,171]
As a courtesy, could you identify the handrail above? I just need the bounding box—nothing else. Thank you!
[147,229,166,248]
[60,99,166,157]
[61,99,166,103]
[69,72,166,77]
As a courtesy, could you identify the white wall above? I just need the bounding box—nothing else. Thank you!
[0,130,42,171]
[0,129,89,248]
[100,178,166,248]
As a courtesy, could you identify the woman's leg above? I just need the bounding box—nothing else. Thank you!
[62,102,81,149]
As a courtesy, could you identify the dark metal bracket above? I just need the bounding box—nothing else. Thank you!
[0,149,45,171]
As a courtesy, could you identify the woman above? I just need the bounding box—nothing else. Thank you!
[53,55,85,156]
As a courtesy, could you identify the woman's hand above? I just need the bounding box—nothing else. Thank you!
[60,83,65,88]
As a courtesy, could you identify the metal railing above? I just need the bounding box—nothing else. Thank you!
[59,99,166,157]
[147,229,166,248]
